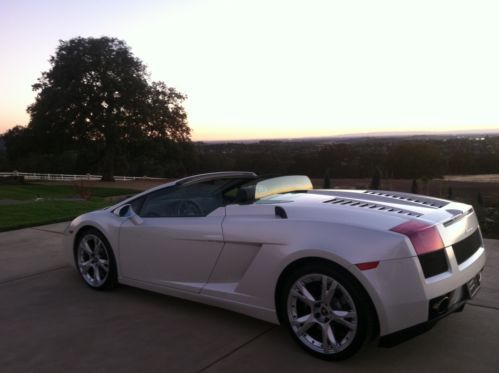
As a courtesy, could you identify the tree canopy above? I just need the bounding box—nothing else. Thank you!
[5,36,192,180]
[386,142,444,179]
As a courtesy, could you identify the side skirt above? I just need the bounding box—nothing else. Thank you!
[119,276,280,324]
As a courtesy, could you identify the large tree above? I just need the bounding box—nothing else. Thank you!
[22,36,191,180]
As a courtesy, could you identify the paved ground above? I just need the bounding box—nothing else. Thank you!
[0,223,498,373]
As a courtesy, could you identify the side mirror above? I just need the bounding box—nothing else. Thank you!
[114,204,143,225]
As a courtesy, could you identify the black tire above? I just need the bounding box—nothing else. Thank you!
[278,262,374,360]
[75,228,118,290]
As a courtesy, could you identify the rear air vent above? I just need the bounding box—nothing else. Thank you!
[418,249,449,278]
[452,229,482,265]
[363,190,449,209]
[324,198,422,217]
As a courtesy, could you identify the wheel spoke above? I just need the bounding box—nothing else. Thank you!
[323,280,338,304]
[321,323,330,353]
[335,317,355,330]
[328,324,341,350]
[321,275,328,301]
[322,277,338,304]
[322,323,341,353]
[95,240,104,256]
[80,260,92,270]
[93,264,101,283]
[97,259,109,271]
[296,317,315,336]
[293,313,315,335]
[296,281,316,303]
[295,313,313,324]
[291,290,313,306]
[332,310,356,319]
[82,241,93,255]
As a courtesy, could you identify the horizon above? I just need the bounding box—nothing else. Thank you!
[193,127,499,144]
[1,0,499,141]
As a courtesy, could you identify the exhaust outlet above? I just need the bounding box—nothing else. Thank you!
[432,296,450,314]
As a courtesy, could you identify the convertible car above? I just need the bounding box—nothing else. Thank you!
[64,172,486,360]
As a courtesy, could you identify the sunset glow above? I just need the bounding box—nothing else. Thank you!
[1,0,499,141]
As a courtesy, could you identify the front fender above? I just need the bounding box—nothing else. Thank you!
[64,211,124,272]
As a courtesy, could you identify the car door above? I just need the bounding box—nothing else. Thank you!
[118,181,227,293]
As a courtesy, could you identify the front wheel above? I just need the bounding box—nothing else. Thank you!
[75,228,117,290]
[279,263,374,360]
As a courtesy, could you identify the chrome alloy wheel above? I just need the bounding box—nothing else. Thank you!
[77,234,110,287]
[287,274,358,354]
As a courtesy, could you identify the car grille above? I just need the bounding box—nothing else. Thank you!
[418,249,449,278]
[452,229,482,265]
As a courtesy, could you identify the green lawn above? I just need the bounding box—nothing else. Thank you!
[0,183,137,200]
[0,183,138,232]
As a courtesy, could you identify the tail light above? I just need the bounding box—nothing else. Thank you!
[390,220,444,255]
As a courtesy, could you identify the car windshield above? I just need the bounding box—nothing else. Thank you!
[254,175,313,200]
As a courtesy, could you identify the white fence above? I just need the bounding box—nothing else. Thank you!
[0,171,164,182]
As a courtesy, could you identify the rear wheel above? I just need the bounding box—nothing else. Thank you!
[75,229,117,290]
[279,262,373,360]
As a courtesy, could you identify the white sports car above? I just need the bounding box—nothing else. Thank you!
[64,172,486,360]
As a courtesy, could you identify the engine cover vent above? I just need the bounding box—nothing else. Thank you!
[324,198,422,217]
[363,190,449,209]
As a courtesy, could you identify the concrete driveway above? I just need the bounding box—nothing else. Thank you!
[0,223,498,372]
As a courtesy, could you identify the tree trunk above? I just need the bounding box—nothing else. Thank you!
[101,172,115,182]
[101,147,116,182]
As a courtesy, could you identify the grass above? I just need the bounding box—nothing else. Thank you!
[0,199,110,232]
[0,183,137,200]
[0,182,139,232]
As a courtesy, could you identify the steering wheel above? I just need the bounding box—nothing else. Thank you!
[176,200,203,217]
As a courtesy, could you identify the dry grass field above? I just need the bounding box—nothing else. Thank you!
[444,174,499,183]
[311,177,499,206]
[39,179,170,192]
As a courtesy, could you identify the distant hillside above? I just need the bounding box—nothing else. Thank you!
[193,135,499,179]
[197,129,499,145]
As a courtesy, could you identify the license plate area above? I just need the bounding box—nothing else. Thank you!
[466,273,481,298]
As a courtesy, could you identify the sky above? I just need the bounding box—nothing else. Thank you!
[1,0,499,141]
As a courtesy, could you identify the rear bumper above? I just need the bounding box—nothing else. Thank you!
[357,242,486,336]
[378,271,481,347]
